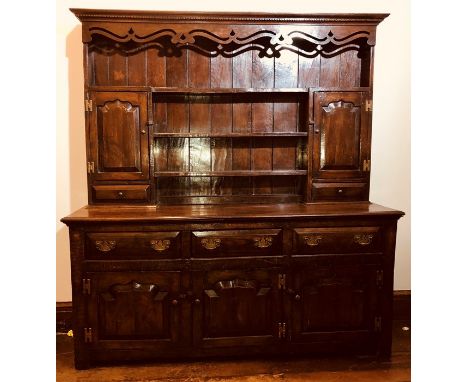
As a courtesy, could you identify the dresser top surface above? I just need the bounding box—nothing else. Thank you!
[61,202,404,225]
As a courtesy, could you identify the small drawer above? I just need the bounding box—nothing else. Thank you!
[293,227,381,255]
[192,229,282,258]
[86,232,181,259]
[92,185,150,202]
[312,183,367,201]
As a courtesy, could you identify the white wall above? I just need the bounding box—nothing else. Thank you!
[56,0,410,301]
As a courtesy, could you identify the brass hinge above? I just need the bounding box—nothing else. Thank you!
[82,278,91,295]
[87,161,95,174]
[376,270,384,288]
[374,317,382,332]
[278,322,286,339]
[365,99,372,112]
[84,328,92,343]
[278,274,286,290]
[85,99,93,112]
[363,159,371,172]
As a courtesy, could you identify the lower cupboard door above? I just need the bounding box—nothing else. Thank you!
[86,271,183,352]
[290,262,380,350]
[192,269,281,349]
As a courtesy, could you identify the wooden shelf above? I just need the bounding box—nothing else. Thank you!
[151,87,309,94]
[154,170,307,177]
[153,132,308,138]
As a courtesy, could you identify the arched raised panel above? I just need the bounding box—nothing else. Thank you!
[301,278,366,331]
[97,100,141,172]
[98,280,170,339]
[204,278,272,338]
[89,92,149,181]
[313,91,370,180]
[193,269,280,348]
[291,263,379,343]
[320,101,361,170]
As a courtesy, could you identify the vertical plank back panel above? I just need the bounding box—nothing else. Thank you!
[339,51,361,88]
[93,51,109,86]
[319,56,340,87]
[232,51,253,195]
[188,52,211,195]
[251,53,274,194]
[128,51,147,86]
[298,56,320,88]
[109,54,127,86]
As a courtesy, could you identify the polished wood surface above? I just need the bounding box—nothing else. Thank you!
[62,202,403,223]
[64,9,402,369]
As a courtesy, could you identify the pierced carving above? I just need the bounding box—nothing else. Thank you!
[253,236,273,248]
[322,100,357,113]
[150,239,171,251]
[215,279,256,290]
[88,27,371,58]
[101,281,168,302]
[95,240,116,252]
[354,234,374,246]
[201,238,221,250]
[303,235,323,246]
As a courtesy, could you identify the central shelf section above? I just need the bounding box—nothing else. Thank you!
[152,89,308,204]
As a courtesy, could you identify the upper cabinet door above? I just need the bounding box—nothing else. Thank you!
[89,92,149,181]
[313,92,370,180]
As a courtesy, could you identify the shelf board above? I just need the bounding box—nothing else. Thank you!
[154,170,307,177]
[153,132,308,138]
[151,87,309,94]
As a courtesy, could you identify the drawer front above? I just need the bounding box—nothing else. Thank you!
[312,183,367,201]
[92,185,150,202]
[86,232,181,259]
[293,227,381,254]
[192,229,282,258]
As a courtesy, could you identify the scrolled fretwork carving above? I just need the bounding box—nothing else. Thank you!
[95,240,116,252]
[87,27,371,58]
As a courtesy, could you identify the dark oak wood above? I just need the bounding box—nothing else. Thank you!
[63,9,402,369]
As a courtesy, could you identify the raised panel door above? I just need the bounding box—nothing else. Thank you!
[86,271,184,351]
[290,260,380,349]
[192,268,282,349]
[313,92,370,180]
[89,92,149,181]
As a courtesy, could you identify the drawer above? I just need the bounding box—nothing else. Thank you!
[293,227,381,254]
[86,232,181,259]
[92,185,150,202]
[192,229,282,258]
[312,183,367,201]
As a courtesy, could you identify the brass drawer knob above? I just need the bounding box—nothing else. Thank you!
[172,299,178,305]
[354,234,374,245]
[201,238,221,250]
[150,239,171,251]
[117,191,125,198]
[253,236,273,248]
[303,235,322,246]
[295,294,301,301]
[95,240,116,252]
[194,298,201,305]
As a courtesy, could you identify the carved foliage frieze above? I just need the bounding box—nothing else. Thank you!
[87,26,372,58]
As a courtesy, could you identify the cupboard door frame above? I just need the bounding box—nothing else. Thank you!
[289,258,380,348]
[192,267,283,349]
[88,91,149,181]
[312,91,370,180]
[86,270,185,352]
